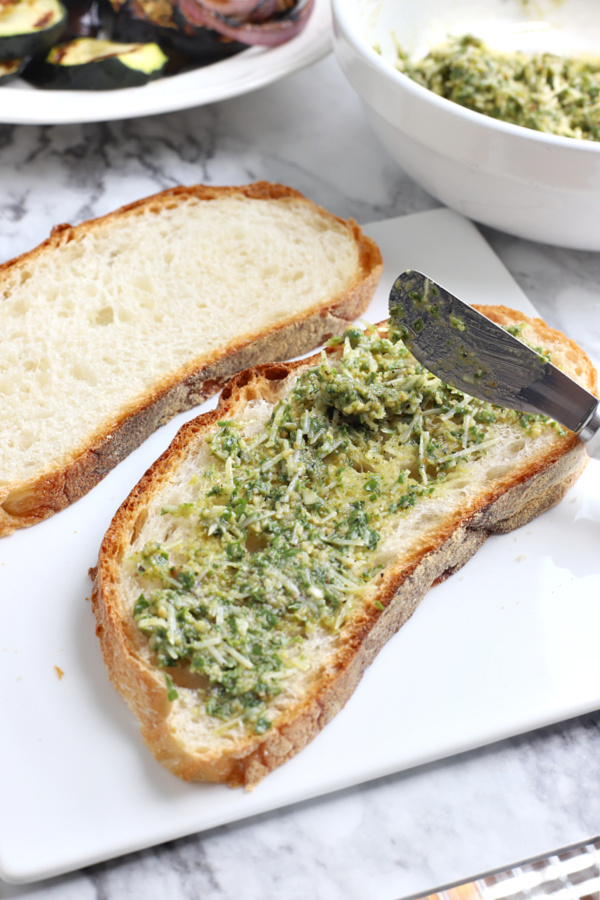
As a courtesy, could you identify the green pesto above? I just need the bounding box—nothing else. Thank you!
[131,325,559,734]
[504,321,551,363]
[450,315,466,332]
[393,34,600,141]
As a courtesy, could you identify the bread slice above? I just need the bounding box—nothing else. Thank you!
[0,182,382,536]
[91,307,596,788]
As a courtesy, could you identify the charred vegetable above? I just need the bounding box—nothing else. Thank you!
[0,0,315,90]
[62,0,115,40]
[0,0,67,59]
[0,55,28,82]
[112,0,244,64]
[176,0,314,48]
[24,35,167,87]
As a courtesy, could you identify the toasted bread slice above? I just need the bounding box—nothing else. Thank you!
[91,307,596,788]
[0,182,382,536]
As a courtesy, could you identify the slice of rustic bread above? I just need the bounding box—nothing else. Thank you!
[0,182,382,536]
[91,308,596,789]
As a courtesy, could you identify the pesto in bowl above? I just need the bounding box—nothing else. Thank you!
[393,34,600,141]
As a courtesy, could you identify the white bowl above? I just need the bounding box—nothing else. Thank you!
[331,0,600,251]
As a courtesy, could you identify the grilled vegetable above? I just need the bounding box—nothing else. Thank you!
[0,0,67,60]
[62,0,115,40]
[176,0,314,47]
[112,0,244,63]
[24,35,167,87]
[0,55,28,82]
[0,0,314,91]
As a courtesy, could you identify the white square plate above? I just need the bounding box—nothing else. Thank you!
[2,209,599,884]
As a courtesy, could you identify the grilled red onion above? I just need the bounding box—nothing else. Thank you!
[191,0,272,17]
[177,0,313,47]
[246,0,282,24]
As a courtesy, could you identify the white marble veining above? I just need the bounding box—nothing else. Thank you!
[0,52,599,900]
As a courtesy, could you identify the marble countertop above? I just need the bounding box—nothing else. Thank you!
[1,50,599,900]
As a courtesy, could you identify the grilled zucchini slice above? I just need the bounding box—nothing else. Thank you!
[0,55,28,83]
[24,35,167,88]
[0,0,67,60]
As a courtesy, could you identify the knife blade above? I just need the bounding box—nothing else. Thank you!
[387,270,600,442]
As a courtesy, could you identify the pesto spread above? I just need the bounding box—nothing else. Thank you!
[393,34,600,141]
[130,325,559,735]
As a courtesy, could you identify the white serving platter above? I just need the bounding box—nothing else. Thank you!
[0,0,331,125]
[2,208,599,884]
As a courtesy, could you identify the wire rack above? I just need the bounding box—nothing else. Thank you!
[423,838,600,900]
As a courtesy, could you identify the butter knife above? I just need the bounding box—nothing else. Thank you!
[387,270,600,442]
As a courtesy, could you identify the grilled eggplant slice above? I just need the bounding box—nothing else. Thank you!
[0,0,67,60]
[62,0,115,40]
[112,0,244,63]
[24,35,167,87]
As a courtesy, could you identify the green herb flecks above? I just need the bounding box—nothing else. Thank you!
[132,323,559,734]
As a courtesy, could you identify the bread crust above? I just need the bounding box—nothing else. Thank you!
[0,182,382,536]
[91,307,596,788]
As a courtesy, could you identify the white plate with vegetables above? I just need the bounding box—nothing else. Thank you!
[0,0,331,124]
